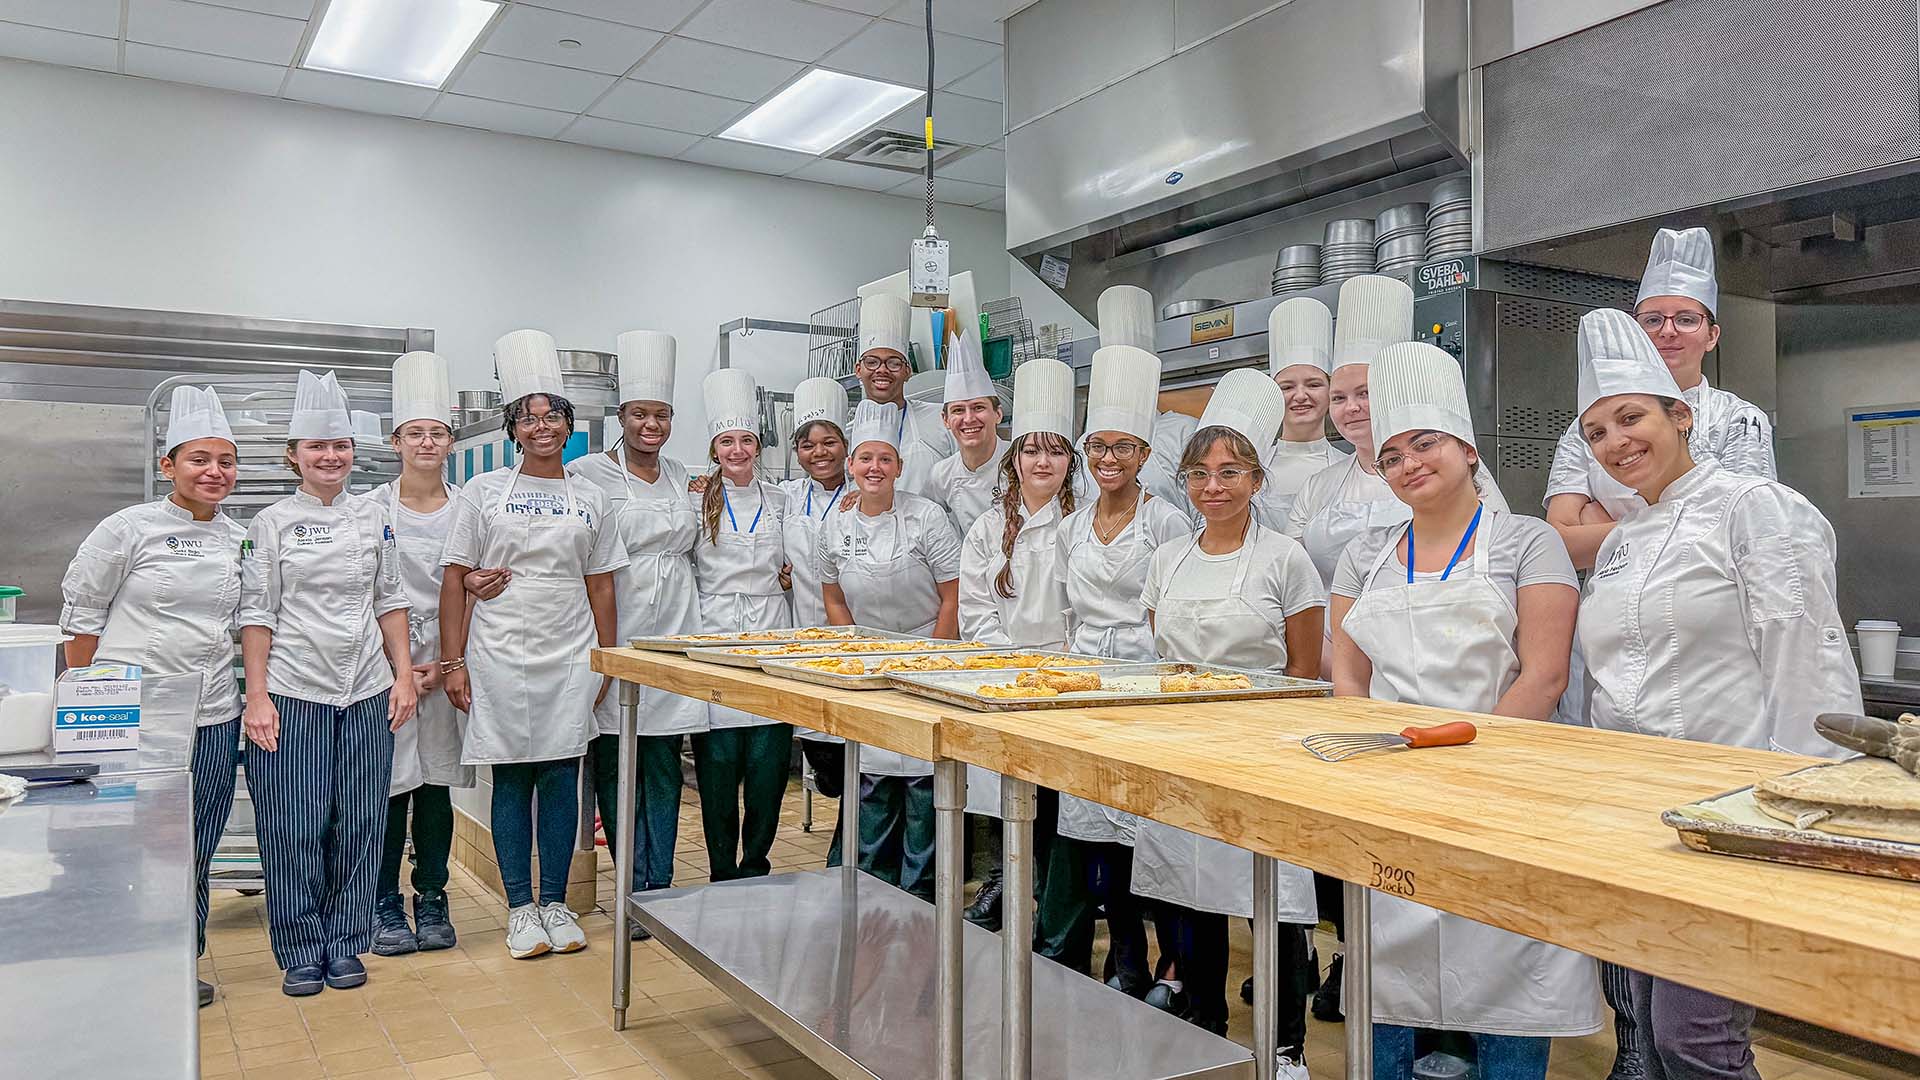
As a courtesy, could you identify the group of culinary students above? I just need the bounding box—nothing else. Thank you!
[57,225,1859,1080]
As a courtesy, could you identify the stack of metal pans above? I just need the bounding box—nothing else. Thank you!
[1319,219,1377,285]
[1272,244,1322,296]
[1426,177,1473,257]
[1373,203,1428,273]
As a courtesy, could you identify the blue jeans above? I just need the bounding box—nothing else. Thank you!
[491,758,580,908]
[1373,1024,1551,1080]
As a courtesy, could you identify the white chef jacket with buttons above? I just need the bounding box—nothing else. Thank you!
[927,436,1009,540]
[1545,377,1774,517]
[239,488,408,706]
[897,398,956,497]
[958,497,1068,651]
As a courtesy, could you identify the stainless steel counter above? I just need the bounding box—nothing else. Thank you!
[1860,669,1920,715]
[0,770,198,1078]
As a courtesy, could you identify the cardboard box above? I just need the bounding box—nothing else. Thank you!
[54,663,141,752]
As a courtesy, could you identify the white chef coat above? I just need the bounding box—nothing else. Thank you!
[1145,412,1198,519]
[367,482,473,794]
[60,499,245,759]
[779,473,846,744]
[239,488,408,707]
[1337,511,1603,1036]
[1255,436,1350,529]
[1581,460,1858,757]
[927,437,1009,539]
[440,467,628,765]
[1131,522,1324,920]
[816,491,962,775]
[1545,377,1774,518]
[691,477,791,730]
[1286,453,1510,588]
[895,398,956,497]
[569,451,705,737]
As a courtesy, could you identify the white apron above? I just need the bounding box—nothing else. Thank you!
[383,484,472,794]
[1130,524,1318,921]
[962,499,1068,819]
[595,452,705,736]
[461,468,599,765]
[781,477,846,744]
[1342,512,1602,1036]
[836,503,943,777]
[695,481,790,730]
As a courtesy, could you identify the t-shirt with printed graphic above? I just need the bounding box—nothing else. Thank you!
[440,469,627,576]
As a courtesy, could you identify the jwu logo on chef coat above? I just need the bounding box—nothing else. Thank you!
[1591,541,1630,581]
[840,534,870,558]
[163,535,208,558]
[290,523,336,546]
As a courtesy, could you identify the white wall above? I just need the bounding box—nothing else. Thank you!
[0,58,1011,461]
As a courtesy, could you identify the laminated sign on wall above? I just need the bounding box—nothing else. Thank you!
[1847,402,1920,498]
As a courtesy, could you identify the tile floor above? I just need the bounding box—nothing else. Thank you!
[198,785,1888,1080]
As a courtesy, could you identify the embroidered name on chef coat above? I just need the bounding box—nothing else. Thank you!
[1592,541,1630,581]
[162,535,209,558]
[289,523,336,547]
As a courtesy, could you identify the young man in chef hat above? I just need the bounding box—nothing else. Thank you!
[924,330,1009,540]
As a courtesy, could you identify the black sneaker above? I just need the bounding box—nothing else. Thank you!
[413,890,457,952]
[198,979,215,1008]
[1312,952,1345,1022]
[963,874,1003,931]
[1143,980,1188,1016]
[282,965,325,997]
[629,920,653,941]
[371,894,417,956]
[1241,975,1254,1004]
[324,955,368,990]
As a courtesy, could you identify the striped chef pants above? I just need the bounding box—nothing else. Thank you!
[245,692,395,970]
[190,717,242,956]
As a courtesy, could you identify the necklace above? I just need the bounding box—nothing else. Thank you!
[1092,494,1138,544]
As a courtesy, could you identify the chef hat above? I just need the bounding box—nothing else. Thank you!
[702,368,759,442]
[616,330,676,406]
[1268,296,1332,375]
[494,329,565,404]
[350,410,385,447]
[943,329,997,405]
[288,370,353,440]
[1097,285,1156,351]
[1011,357,1073,441]
[1085,344,1159,442]
[391,350,452,430]
[846,399,903,454]
[1370,341,1475,450]
[1577,307,1683,418]
[793,376,848,430]
[1197,368,1287,448]
[859,293,912,359]
[1637,227,1718,315]
[1330,275,1414,371]
[163,385,235,454]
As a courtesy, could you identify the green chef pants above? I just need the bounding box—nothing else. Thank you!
[856,774,936,900]
[690,724,793,882]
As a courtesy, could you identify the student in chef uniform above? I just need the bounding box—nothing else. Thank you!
[60,385,245,1007]
[1328,341,1602,1079]
[440,330,626,960]
[1096,284,1196,514]
[1574,307,1855,1080]
[854,292,953,495]
[1547,229,1774,570]
[1133,369,1324,1063]
[925,331,1010,538]
[817,399,964,898]
[779,377,853,863]
[688,368,792,882]
[566,331,702,932]
[1259,298,1351,526]
[364,352,472,958]
[1036,342,1192,994]
[238,370,417,996]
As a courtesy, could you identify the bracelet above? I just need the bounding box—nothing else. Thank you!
[438,657,466,674]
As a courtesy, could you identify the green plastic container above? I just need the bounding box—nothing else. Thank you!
[983,337,1015,379]
[0,586,21,623]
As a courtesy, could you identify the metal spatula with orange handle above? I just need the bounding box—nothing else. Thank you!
[1302,721,1478,762]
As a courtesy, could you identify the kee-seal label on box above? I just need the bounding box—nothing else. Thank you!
[55,662,142,752]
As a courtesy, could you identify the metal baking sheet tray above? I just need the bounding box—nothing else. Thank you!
[685,640,1000,670]
[759,651,1128,690]
[1664,782,1920,883]
[627,625,918,653]
[887,662,1331,711]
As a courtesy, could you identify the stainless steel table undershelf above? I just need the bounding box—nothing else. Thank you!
[629,868,1252,1080]
[0,770,198,1078]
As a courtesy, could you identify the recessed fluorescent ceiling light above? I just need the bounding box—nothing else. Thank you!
[304,0,499,89]
[721,70,923,155]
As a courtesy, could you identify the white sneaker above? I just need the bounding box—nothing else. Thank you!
[507,904,552,959]
[1276,1050,1309,1080]
[540,902,587,954]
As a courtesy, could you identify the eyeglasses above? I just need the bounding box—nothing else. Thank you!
[396,430,452,446]
[1636,311,1710,334]
[1182,466,1255,486]
[1375,431,1451,473]
[857,356,910,374]
[514,413,571,431]
[1083,439,1146,461]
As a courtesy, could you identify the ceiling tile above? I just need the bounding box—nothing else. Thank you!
[884,90,1001,146]
[482,4,663,75]
[589,79,748,134]
[127,0,308,65]
[283,67,440,118]
[944,55,1001,100]
[0,0,121,37]
[451,52,615,111]
[430,94,576,138]
[679,0,870,63]
[934,145,1003,185]
[884,0,1004,44]
[679,137,815,176]
[892,174,1001,206]
[810,0,893,14]
[788,157,912,192]
[517,0,704,31]
[0,21,118,70]
[191,0,317,17]
[976,194,1004,211]
[125,42,288,95]
[821,18,997,87]
[559,115,701,157]
[629,35,801,103]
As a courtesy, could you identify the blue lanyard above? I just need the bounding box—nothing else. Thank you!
[805,482,844,520]
[1407,503,1482,583]
[723,488,763,534]
[895,406,907,447]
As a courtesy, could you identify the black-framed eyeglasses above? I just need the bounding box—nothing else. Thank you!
[515,413,571,431]
[857,356,909,374]
[1083,439,1146,461]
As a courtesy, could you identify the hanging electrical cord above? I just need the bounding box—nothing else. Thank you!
[923,0,936,232]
